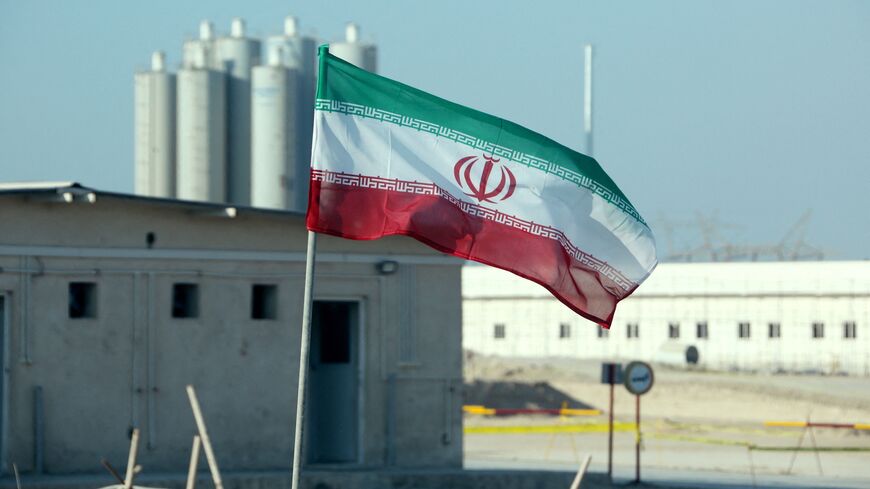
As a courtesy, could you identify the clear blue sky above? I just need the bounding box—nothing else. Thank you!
[1,1,868,259]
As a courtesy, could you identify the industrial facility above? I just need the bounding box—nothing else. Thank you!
[134,17,376,211]
[464,262,870,375]
[3,10,866,489]
[0,182,462,475]
[0,17,472,481]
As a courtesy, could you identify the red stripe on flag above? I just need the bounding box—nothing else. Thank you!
[307,179,634,326]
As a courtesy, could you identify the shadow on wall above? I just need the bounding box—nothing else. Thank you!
[464,380,596,410]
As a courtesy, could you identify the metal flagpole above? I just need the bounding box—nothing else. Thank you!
[635,394,641,483]
[291,45,329,489]
[607,365,614,480]
[291,230,318,489]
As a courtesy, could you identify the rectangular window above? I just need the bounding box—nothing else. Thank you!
[738,322,751,339]
[251,284,278,320]
[844,321,857,339]
[172,283,199,319]
[811,322,824,339]
[559,323,571,339]
[597,326,609,339]
[768,322,781,339]
[494,323,505,339]
[626,323,639,339]
[696,321,708,339]
[69,282,97,319]
[668,322,680,339]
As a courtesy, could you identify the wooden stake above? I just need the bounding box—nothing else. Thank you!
[569,455,592,489]
[186,385,224,489]
[100,457,125,484]
[186,435,202,489]
[123,428,140,489]
[12,463,22,489]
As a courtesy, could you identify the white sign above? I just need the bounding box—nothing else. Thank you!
[624,361,654,395]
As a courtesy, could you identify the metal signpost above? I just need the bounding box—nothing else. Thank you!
[600,362,623,479]
[623,361,654,484]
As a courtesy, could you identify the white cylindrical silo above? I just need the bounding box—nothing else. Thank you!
[264,16,318,211]
[265,16,318,72]
[182,20,220,69]
[251,46,300,210]
[329,23,377,72]
[176,63,226,202]
[215,18,262,80]
[215,17,262,206]
[134,51,176,198]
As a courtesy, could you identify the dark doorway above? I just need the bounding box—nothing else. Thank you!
[305,300,360,464]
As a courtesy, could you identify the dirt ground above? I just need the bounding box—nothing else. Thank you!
[463,352,870,488]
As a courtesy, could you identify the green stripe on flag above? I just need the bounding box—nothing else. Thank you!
[317,52,647,226]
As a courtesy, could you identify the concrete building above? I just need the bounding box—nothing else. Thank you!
[0,182,462,475]
[464,262,870,375]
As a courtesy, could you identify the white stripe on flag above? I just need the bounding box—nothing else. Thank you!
[313,111,656,283]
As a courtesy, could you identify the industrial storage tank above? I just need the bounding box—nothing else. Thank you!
[251,45,300,210]
[137,17,381,208]
[262,16,318,211]
[653,342,701,368]
[215,18,261,206]
[329,23,377,72]
[182,21,220,70]
[177,44,227,202]
[134,51,176,198]
[265,16,317,72]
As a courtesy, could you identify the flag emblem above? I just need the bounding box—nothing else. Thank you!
[453,154,517,203]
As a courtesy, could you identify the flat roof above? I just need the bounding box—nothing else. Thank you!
[0,181,306,218]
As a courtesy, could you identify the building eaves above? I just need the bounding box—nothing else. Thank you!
[0,181,307,219]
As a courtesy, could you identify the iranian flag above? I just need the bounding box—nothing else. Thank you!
[307,47,657,326]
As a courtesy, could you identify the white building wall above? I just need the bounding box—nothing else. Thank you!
[463,262,870,375]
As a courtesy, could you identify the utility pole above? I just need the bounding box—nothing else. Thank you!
[583,44,594,157]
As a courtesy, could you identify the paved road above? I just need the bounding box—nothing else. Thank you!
[465,457,870,489]
[465,430,870,489]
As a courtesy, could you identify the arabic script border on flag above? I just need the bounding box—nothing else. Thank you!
[315,98,647,226]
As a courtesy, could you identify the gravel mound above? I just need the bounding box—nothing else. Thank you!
[463,379,596,410]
